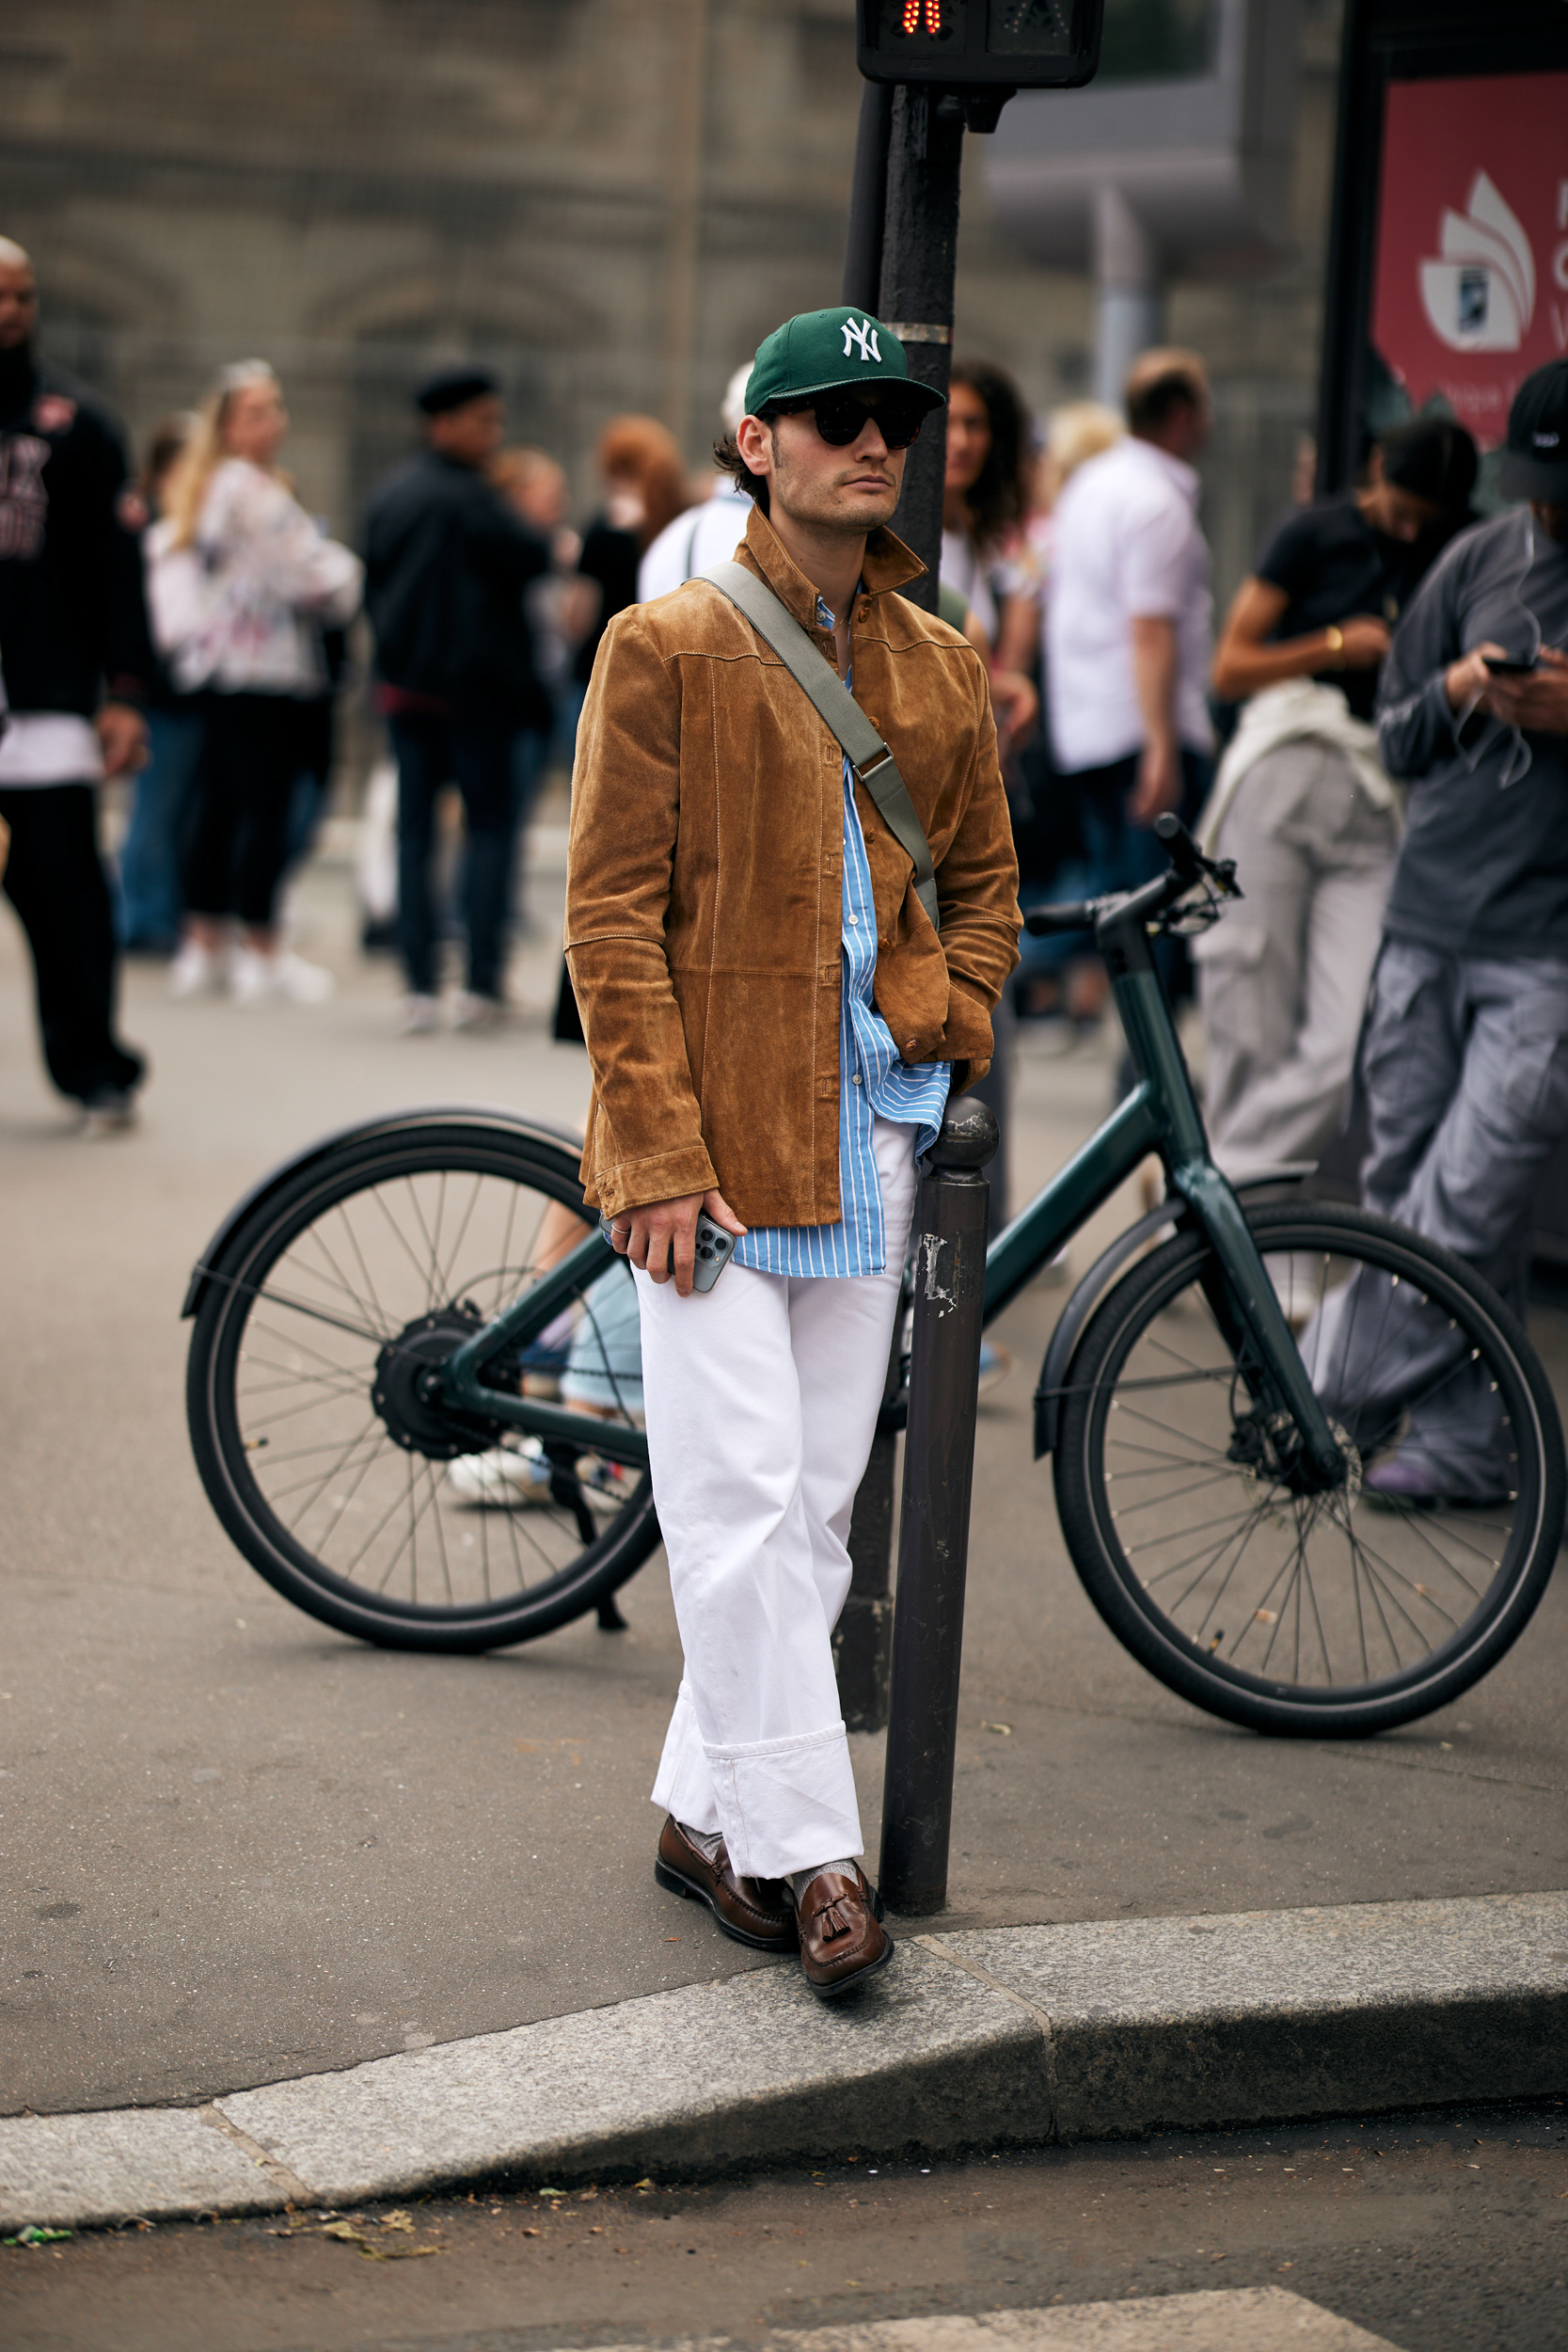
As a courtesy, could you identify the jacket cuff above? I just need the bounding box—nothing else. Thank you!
[589,1139,720,1217]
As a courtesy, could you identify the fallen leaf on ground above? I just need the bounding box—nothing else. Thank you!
[320,2219,441,2261]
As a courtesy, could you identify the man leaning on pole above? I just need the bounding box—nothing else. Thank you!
[565,308,1020,1998]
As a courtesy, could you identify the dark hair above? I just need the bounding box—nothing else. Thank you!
[714,409,781,515]
[948,360,1031,548]
[1380,415,1478,516]
[1125,349,1210,437]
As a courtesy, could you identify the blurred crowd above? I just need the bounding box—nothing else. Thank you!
[6,217,1568,1345]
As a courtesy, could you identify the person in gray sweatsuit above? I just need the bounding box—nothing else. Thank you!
[1311,360,1568,1502]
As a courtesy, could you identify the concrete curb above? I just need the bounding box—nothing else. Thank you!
[4,1890,1566,2232]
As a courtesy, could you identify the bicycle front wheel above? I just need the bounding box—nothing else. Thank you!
[1053,1201,1564,1736]
[186,1119,659,1651]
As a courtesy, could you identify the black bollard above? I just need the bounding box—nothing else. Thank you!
[879,1094,998,1915]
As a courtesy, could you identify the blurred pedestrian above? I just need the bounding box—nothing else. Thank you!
[363,366,551,1033]
[0,234,151,1132]
[1199,416,1478,1173]
[942,359,1039,744]
[492,445,577,930]
[547,415,695,1045]
[637,365,753,599]
[117,412,204,955]
[156,360,360,1006]
[1312,362,1568,1503]
[1046,350,1214,910]
[569,416,692,725]
[939,361,1038,1277]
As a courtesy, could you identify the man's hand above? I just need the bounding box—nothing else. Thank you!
[95,702,149,777]
[1129,734,1180,824]
[606,1186,748,1297]
[1334,615,1392,670]
[1480,644,1568,734]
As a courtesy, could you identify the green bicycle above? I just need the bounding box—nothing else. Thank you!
[184,817,1565,1737]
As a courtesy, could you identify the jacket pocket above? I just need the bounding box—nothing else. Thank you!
[1193,922,1270,1057]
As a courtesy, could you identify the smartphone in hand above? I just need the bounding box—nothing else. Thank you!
[600,1210,735,1291]
[1482,654,1539,675]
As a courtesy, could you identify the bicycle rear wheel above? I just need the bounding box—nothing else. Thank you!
[1053,1201,1564,1736]
[186,1120,659,1650]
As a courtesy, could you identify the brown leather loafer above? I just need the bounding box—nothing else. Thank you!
[654,1816,798,1952]
[794,1864,894,1999]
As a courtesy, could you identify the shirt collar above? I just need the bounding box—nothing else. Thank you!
[1126,434,1201,506]
[741,501,926,628]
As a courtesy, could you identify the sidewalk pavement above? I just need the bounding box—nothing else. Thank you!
[5,1891,1565,2231]
[2,814,1565,2226]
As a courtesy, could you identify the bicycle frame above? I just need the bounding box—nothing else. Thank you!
[439,883,1343,1486]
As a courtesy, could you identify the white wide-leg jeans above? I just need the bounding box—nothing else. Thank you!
[640,1117,918,1883]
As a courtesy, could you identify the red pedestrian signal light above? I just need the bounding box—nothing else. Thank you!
[858,0,1102,85]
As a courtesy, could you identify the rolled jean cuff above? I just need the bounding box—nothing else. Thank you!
[706,1721,863,1883]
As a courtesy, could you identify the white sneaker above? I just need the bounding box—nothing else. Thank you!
[451,991,505,1033]
[231,946,335,1006]
[169,940,224,999]
[273,949,335,1004]
[399,993,441,1035]
[446,1441,554,1507]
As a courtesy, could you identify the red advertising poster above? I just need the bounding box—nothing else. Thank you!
[1371,72,1568,448]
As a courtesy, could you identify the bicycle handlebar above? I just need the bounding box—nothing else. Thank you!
[1022,814,1237,939]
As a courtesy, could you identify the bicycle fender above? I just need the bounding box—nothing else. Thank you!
[1032,1165,1314,1458]
[181,1103,588,1319]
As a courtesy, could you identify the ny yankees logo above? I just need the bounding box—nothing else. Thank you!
[842,316,881,364]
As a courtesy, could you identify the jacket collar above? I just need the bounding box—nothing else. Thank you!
[740,501,926,626]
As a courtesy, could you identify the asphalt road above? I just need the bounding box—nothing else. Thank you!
[2,2103,1563,2350]
[3,822,1566,2114]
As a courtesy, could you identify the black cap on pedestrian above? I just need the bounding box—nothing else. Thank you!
[1498,360,1568,503]
[1381,416,1478,516]
[415,365,499,418]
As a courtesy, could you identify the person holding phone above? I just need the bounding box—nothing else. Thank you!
[565,309,1019,1997]
[1315,360,1568,1503]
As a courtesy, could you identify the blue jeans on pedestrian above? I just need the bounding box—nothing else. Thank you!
[117,703,205,949]
[390,710,514,1000]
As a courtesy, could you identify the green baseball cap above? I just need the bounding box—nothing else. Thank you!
[743,307,947,417]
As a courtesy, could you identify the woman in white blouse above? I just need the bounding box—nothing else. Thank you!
[150,361,361,1004]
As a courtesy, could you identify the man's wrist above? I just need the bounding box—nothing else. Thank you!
[1323,626,1346,671]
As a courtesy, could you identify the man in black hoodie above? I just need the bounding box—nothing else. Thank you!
[363,366,550,1033]
[0,235,151,1129]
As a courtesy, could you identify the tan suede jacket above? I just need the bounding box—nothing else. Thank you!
[564,504,1021,1225]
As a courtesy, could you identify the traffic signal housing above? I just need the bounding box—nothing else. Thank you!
[857,0,1103,88]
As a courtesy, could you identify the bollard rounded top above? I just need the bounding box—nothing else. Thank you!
[929,1094,999,1170]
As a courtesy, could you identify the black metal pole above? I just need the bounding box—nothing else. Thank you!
[879,1095,997,1915]
[877,85,964,612]
[842,80,894,312]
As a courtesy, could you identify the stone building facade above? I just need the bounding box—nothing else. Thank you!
[2,0,1343,614]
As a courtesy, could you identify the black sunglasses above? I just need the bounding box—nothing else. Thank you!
[780,391,927,452]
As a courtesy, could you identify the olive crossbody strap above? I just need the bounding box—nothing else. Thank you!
[701,559,940,933]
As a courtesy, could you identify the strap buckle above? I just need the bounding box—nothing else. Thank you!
[855,746,895,784]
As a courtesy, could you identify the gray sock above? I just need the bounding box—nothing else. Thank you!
[679,1820,724,1864]
[789,1859,858,1903]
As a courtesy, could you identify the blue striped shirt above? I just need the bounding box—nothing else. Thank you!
[734,608,951,1279]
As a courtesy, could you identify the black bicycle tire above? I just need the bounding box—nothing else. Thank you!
[186,1121,662,1652]
[1053,1200,1565,1736]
